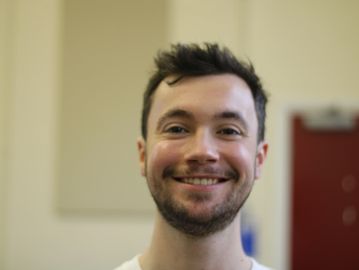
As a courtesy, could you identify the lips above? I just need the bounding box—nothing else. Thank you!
[163,166,239,185]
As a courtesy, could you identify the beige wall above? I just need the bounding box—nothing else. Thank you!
[3,1,155,270]
[0,0,12,268]
[58,0,166,213]
[1,0,359,270]
[168,0,249,52]
[247,1,359,268]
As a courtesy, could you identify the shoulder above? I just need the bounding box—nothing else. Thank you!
[113,255,141,270]
[251,258,273,270]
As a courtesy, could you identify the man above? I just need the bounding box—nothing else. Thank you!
[115,43,271,270]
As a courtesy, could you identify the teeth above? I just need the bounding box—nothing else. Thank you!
[182,178,219,185]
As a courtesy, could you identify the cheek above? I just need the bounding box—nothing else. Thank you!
[147,141,182,174]
[223,144,257,173]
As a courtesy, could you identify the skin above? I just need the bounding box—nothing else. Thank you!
[137,74,268,270]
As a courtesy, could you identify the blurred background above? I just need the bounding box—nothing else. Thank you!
[1,0,358,269]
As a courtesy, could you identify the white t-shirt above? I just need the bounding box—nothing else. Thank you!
[113,255,272,270]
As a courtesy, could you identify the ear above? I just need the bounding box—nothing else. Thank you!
[137,137,146,177]
[254,141,268,180]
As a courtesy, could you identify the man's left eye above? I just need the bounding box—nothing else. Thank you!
[217,128,241,136]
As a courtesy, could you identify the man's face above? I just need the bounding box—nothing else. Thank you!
[138,74,267,237]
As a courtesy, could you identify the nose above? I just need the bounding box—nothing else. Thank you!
[184,129,219,164]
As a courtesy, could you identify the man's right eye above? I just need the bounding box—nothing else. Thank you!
[165,126,188,134]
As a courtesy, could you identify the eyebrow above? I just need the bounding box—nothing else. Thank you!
[156,109,194,130]
[213,111,249,131]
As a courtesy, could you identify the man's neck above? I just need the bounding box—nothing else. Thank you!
[139,212,251,270]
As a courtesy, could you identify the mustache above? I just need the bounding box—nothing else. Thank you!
[163,165,239,181]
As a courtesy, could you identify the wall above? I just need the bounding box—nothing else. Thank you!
[0,0,12,268]
[57,0,166,213]
[0,0,4,266]
[1,1,359,270]
[168,0,249,52]
[246,0,359,268]
[3,1,154,270]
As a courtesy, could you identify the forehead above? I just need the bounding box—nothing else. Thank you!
[149,74,257,124]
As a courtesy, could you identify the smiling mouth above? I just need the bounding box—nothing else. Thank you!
[172,177,228,186]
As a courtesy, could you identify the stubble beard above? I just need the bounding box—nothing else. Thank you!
[146,164,255,238]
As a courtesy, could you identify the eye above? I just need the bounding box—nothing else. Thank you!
[165,125,188,134]
[217,127,241,136]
